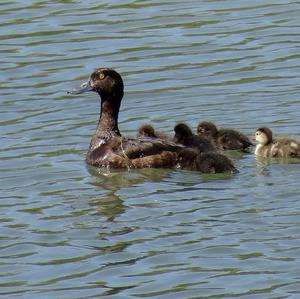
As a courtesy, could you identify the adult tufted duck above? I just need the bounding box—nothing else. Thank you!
[68,68,182,169]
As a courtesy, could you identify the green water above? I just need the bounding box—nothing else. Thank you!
[1,1,300,298]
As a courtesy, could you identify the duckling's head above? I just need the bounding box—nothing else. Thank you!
[138,124,156,138]
[256,127,273,145]
[197,121,218,137]
[177,148,198,167]
[174,123,193,144]
[68,68,124,100]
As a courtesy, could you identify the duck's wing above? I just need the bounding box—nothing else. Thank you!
[277,138,300,157]
[198,152,237,174]
[118,137,183,159]
[219,129,253,149]
[86,137,183,168]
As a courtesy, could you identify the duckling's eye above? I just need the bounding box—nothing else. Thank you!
[99,73,105,80]
[256,132,260,136]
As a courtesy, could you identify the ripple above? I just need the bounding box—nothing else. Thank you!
[1,0,300,298]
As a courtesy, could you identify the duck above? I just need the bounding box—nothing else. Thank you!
[197,121,253,151]
[137,124,171,140]
[68,68,183,169]
[255,127,300,158]
[174,123,217,153]
[177,148,237,174]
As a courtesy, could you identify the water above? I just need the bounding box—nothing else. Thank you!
[1,0,300,298]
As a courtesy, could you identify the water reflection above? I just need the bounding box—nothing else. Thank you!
[87,166,171,190]
[255,154,300,167]
[87,166,173,220]
[1,0,300,298]
[89,193,126,221]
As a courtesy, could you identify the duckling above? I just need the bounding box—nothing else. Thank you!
[178,148,237,174]
[255,127,300,158]
[68,68,182,169]
[138,124,157,138]
[174,123,216,153]
[197,121,253,151]
[137,124,171,140]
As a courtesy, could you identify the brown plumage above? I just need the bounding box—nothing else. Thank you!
[177,148,237,174]
[68,68,182,169]
[197,121,253,151]
[174,123,216,153]
[255,127,300,158]
[137,124,171,140]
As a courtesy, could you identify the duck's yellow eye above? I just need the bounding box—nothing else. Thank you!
[99,73,105,80]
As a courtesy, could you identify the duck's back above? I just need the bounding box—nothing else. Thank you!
[86,136,182,168]
[275,138,300,158]
[196,152,236,173]
[190,135,216,153]
[218,129,252,150]
[255,138,300,158]
[122,137,181,158]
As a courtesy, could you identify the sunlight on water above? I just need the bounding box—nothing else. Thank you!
[1,0,300,298]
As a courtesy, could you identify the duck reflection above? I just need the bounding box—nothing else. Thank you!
[87,165,171,221]
[255,154,300,167]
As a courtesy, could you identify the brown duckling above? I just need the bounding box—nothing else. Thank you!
[197,121,253,151]
[255,127,300,158]
[174,123,216,153]
[178,148,237,174]
[68,68,182,169]
[137,124,171,140]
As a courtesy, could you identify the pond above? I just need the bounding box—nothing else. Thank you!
[1,1,300,298]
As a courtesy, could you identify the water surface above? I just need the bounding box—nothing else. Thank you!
[1,1,300,298]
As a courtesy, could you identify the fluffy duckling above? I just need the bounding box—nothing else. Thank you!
[255,127,300,158]
[137,124,171,140]
[68,68,182,169]
[178,148,237,174]
[197,121,253,151]
[174,123,216,153]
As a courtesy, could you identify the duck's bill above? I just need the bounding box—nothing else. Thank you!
[249,136,257,143]
[67,81,94,94]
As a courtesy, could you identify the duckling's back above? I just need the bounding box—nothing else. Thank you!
[196,152,237,174]
[218,129,253,150]
[276,138,300,158]
[255,138,300,158]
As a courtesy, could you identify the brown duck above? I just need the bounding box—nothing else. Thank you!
[137,124,171,140]
[68,68,182,169]
[177,148,237,174]
[197,121,253,151]
[174,123,217,153]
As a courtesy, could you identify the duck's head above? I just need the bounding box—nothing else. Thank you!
[255,127,273,145]
[177,148,198,167]
[68,68,124,100]
[138,124,156,138]
[197,121,218,137]
[174,123,193,144]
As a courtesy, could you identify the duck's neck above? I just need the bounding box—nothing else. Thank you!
[89,94,122,151]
